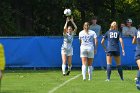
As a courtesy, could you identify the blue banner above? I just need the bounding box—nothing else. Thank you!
[0,36,136,67]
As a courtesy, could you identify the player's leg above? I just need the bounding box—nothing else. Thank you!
[136,59,140,90]
[80,48,88,80]
[81,57,87,80]
[114,55,124,80]
[67,56,72,75]
[106,52,112,81]
[87,47,94,80]
[66,47,73,75]
[61,49,67,76]
[87,58,93,80]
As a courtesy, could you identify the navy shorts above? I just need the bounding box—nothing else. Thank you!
[135,51,140,61]
[106,51,120,56]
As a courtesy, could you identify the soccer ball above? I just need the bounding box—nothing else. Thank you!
[64,9,71,16]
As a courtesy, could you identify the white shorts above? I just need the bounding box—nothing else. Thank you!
[80,46,94,58]
[61,47,73,56]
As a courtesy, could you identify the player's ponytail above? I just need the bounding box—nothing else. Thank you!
[110,21,118,30]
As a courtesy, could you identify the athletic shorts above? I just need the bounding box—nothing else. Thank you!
[106,51,120,56]
[80,46,94,58]
[61,47,73,56]
[135,50,140,61]
[0,44,5,70]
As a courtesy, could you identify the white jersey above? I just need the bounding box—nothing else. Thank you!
[61,32,75,50]
[79,30,97,47]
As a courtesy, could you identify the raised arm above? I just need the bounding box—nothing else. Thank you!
[70,16,77,34]
[119,38,125,56]
[132,36,136,44]
[63,17,70,34]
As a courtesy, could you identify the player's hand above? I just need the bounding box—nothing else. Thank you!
[103,48,107,52]
[122,50,125,56]
[70,16,74,22]
[66,17,70,22]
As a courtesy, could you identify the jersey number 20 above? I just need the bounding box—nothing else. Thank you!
[110,32,117,38]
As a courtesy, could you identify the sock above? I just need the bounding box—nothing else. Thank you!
[137,70,140,81]
[82,65,86,80]
[117,65,123,80]
[107,64,112,80]
[88,66,93,80]
[62,64,66,74]
[68,65,72,71]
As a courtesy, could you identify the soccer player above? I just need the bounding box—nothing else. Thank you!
[0,44,5,91]
[79,22,98,80]
[132,27,140,90]
[101,21,125,81]
[61,17,77,76]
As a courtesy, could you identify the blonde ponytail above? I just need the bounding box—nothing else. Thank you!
[110,21,118,30]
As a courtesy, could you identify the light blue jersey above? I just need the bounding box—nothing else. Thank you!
[61,32,75,50]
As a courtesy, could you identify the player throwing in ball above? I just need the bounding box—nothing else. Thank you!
[61,17,77,76]
[79,22,98,80]
[101,21,125,81]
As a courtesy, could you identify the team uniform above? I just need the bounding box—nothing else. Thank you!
[103,30,122,56]
[79,30,97,58]
[134,31,140,61]
[103,30,123,81]
[0,44,5,70]
[61,32,75,75]
[61,32,75,56]
[134,30,140,90]
[79,30,97,80]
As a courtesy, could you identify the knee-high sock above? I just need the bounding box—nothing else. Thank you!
[88,66,93,80]
[107,64,112,80]
[117,65,123,80]
[68,65,72,71]
[82,65,86,80]
[62,64,66,74]
[137,70,140,81]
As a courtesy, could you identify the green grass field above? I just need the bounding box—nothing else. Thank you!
[1,70,140,93]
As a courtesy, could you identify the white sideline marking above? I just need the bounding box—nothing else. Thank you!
[48,74,81,93]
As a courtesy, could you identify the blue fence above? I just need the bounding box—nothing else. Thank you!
[0,36,137,68]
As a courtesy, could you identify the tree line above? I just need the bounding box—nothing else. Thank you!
[0,0,140,36]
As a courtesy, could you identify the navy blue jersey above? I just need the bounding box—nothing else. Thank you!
[103,30,122,51]
[134,30,140,51]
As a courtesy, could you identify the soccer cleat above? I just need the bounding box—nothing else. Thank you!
[83,79,86,81]
[121,78,124,81]
[88,79,91,81]
[136,80,140,90]
[105,79,110,82]
[66,71,70,76]
[63,74,66,76]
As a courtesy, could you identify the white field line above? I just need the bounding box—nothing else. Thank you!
[48,74,81,93]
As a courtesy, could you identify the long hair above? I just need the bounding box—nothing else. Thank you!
[109,21,118,30]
